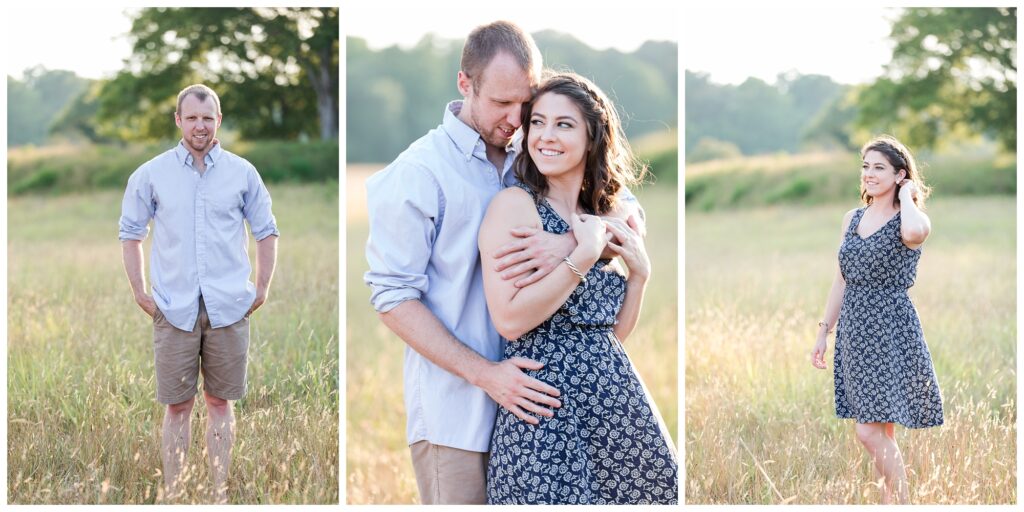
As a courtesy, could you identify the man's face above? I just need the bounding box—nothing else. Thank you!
[175,94,221,154]
[458,52,534,151]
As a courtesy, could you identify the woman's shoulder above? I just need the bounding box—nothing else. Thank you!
[480,186,542,246]
[490,185,535,209]
[483,186,541,225]
[840,206,862,232]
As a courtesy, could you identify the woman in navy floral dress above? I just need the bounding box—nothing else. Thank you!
[811,136,943,504]
[478,73,678,504]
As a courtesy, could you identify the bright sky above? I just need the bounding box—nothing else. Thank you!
[5,3,897,86]
[344,0,679,52]
[5,5,137,79]
[684,6,900,85]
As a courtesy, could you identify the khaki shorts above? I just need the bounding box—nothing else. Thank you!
[409,440,488,504]
[153,297,250,405]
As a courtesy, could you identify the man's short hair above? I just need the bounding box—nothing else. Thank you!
[176,84,222,115]
[461,21,542,89]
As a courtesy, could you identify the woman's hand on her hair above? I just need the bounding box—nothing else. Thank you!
[604,215,650,283]
[897,178,919,202]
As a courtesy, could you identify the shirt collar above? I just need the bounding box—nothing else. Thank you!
[174,139,223,169]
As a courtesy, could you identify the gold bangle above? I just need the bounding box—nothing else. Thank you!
[563,256,586,283]
[818,321,834,334]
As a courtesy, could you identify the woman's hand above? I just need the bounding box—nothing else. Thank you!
[570,213,607,263]
[604,215,650,283]
[897,178,919,203]
[811,337,828,369]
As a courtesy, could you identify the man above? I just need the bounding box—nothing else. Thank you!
[119,84,279,503]
[364,21,642,504]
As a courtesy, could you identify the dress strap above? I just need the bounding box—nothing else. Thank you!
[513,181,535,197]
[846,207,866,237]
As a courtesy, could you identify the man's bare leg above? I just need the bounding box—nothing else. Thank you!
[162,397,196,501]
[204,390,235,504]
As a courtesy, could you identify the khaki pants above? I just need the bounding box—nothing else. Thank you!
[409,440,488,504]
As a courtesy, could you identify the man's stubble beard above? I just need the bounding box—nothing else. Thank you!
[470,109,512,152]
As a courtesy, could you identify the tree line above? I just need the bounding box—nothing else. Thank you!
[347,31,677,163]
[686,7,1015,161]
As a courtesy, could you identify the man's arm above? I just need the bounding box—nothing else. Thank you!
[379,300,561,425]
[119,166,156,318]
[121,240,156,317]
[493,190,646,288]
[365,162,561,424]
[248,234,278,316]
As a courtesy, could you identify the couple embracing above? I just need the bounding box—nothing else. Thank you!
[365,21,678,505]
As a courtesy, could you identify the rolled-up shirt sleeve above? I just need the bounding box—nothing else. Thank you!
[364,162,442,313]
[119,167,155,241]
[242,164,280,241]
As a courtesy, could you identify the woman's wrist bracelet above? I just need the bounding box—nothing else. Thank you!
[563,256,586,283]
[818,320,834,334]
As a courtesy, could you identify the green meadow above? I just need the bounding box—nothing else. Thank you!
[8,184,339,504]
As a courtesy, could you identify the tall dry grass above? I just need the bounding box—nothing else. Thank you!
[345,165,678,503]
[685,196,1016,504]
[8,184,339,504]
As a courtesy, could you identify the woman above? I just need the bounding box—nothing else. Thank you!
[478,73,678,504]
[811,135,943,504]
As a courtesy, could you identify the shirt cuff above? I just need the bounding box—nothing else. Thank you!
[370,287,422,313]
[252,225,280,241]
[118,227,148,241]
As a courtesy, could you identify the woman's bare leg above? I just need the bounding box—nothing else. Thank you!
[854,422,908,504]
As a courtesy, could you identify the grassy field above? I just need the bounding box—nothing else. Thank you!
[7,184,339,504]
[685,196,1016,504]
[685,148,1016,211]
[345,165,679,504]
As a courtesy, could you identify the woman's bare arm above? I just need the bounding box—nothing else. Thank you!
[811,208,856,369]
[480,187,605,340]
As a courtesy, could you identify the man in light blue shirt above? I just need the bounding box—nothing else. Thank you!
[119,84,279,503]
[365,21,643,504]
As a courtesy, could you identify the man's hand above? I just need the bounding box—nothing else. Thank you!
[473,357,562,425]
[492,227,576,288]
[135,292,157,318]
[247,288,268,318]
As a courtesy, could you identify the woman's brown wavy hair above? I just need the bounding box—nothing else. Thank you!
[513,72,648,215]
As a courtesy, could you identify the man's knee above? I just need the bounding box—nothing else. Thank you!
[166,396,196,416]
[203,390,231,415]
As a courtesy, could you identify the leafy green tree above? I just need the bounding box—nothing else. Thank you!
[856,7,1016,150]
[92,7,337,142]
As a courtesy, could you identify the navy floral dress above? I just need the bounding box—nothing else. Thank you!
[486,186,678,505]
[834,207,943,428]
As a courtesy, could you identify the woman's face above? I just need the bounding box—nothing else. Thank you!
[527,92,589,181]
[861,150,905,199]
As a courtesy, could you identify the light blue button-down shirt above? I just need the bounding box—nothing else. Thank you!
[119,141,280,332]
[365,101,518,452]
